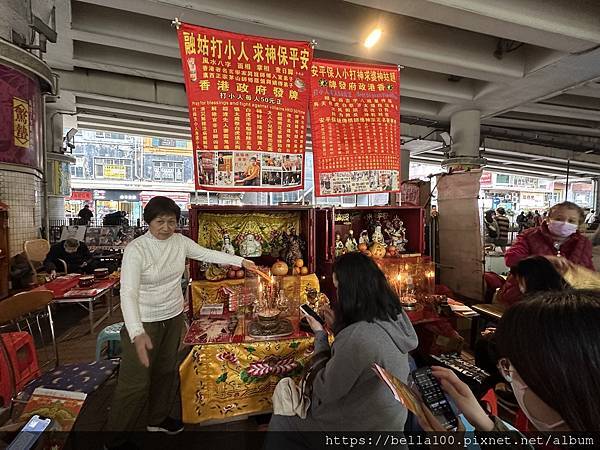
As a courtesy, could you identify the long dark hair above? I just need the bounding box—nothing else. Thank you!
[332,252,402,333]
[512,256,568,293]
[495,290,600,431]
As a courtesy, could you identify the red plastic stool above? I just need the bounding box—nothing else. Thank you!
[480,388,498,417]
[0,348,13,408]
[0,332,40,392]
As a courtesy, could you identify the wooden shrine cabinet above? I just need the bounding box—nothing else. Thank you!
[0,207,8,299]
[188,205,315,279]
[315,206,426,299]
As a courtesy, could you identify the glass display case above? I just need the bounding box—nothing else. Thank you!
[188,205,315,280]
[315,206,425,300]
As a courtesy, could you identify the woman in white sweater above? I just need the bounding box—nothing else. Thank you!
[106,197,255,448]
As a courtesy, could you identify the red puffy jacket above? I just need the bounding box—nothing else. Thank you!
[499,223,595,306]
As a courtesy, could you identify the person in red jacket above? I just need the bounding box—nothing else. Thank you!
[499,201,595,306]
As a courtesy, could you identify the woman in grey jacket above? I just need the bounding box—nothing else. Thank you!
[267,252,418,448]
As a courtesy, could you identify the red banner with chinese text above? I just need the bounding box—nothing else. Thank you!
[177,23,312,192]
[309,59,400,197]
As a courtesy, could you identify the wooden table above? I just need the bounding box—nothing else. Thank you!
[32,275,120,334]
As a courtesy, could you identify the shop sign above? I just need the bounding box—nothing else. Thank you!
[103,164,127,179]
[480,171,493,187]
[13,97,30,148]
[69,190,93,202]
[176,22,312,192]
[93,190,140,201]
[0,64,42,169]
[309,58,400,197]
[140,191,190,204]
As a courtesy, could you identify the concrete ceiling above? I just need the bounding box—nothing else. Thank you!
[43,0,600,179]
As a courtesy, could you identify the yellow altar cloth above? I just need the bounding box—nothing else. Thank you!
[181,274,322,424]
[180,333,316,424]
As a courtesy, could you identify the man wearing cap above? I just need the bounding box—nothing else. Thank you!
[44,238,95,277]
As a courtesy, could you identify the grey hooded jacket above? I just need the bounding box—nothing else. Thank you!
[307,311,418,431]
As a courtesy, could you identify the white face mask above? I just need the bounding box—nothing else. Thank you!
[547,220,578,238]
[502,364,565,430]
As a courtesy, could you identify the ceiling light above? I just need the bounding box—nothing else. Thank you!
[364,28,382,48]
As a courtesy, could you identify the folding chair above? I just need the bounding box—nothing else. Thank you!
[24,239,67,279]
[0,290,58,369]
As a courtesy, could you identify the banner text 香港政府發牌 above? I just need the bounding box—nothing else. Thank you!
[176,23,313,192]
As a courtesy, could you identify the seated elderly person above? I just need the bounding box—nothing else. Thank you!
[44,238,96,276]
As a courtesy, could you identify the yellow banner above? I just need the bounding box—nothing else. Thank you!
[103,164,126,179]
[13,97,30,148]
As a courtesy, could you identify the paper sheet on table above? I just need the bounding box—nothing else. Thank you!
[447,300,477,315]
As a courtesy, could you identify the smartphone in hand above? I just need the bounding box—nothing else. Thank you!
[300,304,326,327]
[411,367,459,431]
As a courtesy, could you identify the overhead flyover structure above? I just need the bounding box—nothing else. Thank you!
[39,0,600,178]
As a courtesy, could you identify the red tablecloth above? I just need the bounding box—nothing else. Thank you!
[31,275,118,299]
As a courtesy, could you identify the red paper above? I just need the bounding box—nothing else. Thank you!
[177,23,312,192]
[309,59,401,196]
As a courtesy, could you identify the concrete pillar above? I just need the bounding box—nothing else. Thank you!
[437,110,486,300]
[400,148,410,182]
[442,110,487,171]
[594,178,600,214]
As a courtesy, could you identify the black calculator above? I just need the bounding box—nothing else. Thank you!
[411,366,459,431]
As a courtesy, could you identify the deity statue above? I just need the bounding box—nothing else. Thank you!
[359,230,370,246]
[281,228,306,267]
[221,233,235,255]
[371,225,386,247]
[239,233,262,257]
[386,220,407,252]
[335,233,344,257]
[344,229,358,252]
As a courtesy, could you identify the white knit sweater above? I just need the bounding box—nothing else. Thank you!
[120,232,244,340]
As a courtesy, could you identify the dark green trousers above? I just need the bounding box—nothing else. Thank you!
[107,313,184,432]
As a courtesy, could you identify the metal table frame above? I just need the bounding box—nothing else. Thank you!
[52,281,120,334]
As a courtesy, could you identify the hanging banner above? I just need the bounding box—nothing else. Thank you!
[176,22,312,192]
[309,59,400,196]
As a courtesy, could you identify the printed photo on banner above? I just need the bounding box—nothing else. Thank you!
[197,151,216,186]
[320,170,399,196]
[234,153,261,187]
[262,170,282,187]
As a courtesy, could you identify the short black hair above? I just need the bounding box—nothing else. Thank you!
[495,290,600,431]
[511,256,568,293]
[332,252,402,333]
[143,196,180,224]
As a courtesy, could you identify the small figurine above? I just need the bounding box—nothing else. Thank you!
[335,233,344,257]
[221,233,235,255]
[386,219,407,252]
[359,230,370,246]
[371,224,386,247]
[239,233,262,257]
[281,228,306,268]
[345,229,358,252]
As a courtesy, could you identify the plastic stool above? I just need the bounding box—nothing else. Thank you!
[95,322,124,360]
[1,332,40,391]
